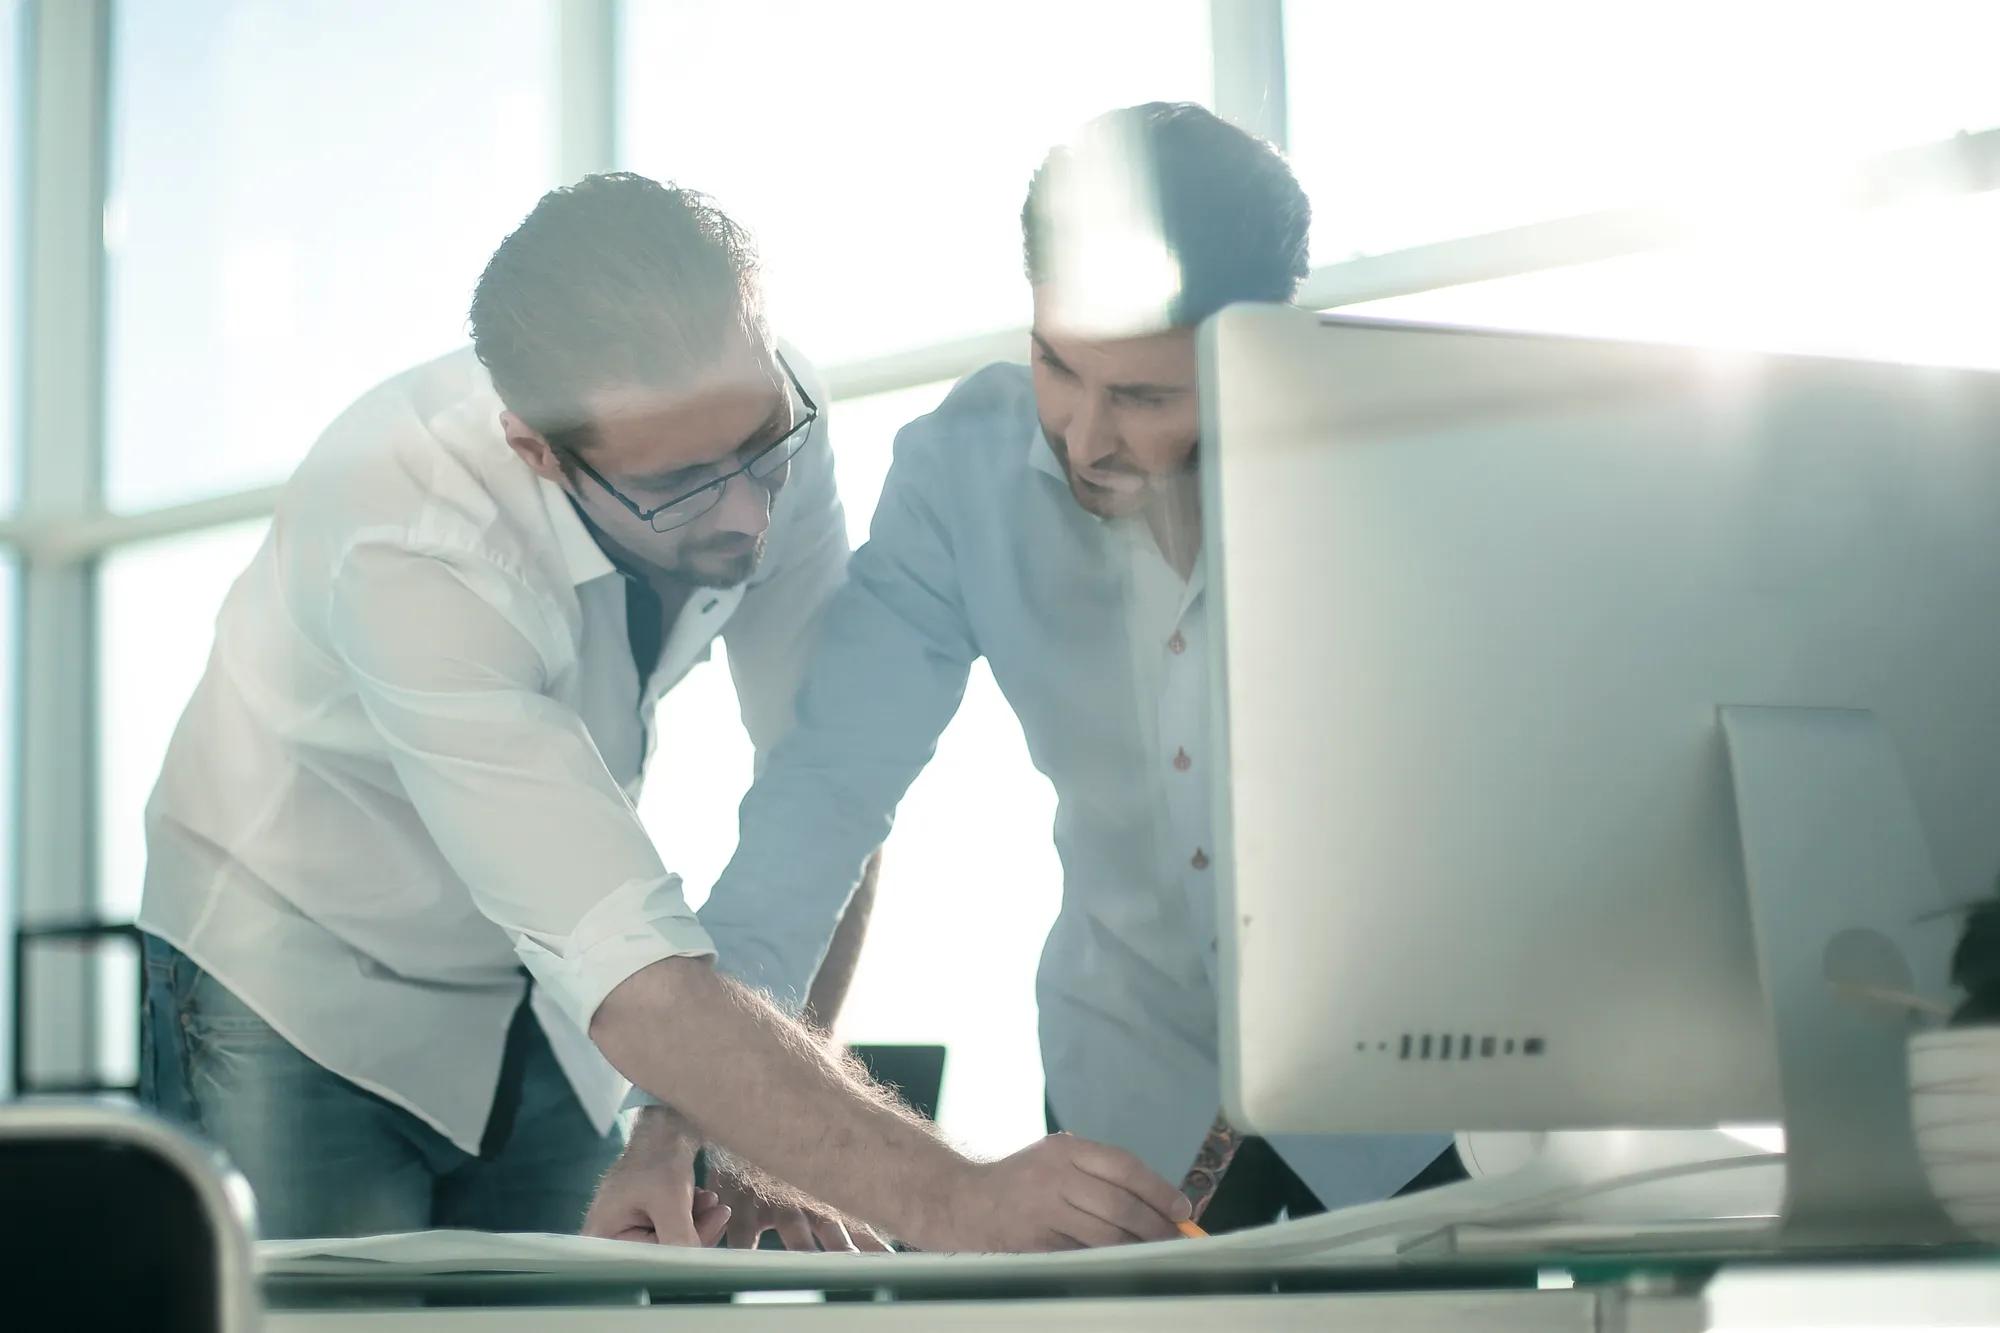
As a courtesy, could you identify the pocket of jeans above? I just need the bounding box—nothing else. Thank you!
[182,971,283,1041]
[182,1010,285,1042]
[140,968,200,1120]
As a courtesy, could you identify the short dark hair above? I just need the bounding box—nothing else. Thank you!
[469,172,765,445]
[1022,103,1310,329]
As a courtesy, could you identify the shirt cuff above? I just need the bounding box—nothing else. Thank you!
[513,873,717,1037]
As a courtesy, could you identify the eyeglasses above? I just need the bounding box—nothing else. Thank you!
[570,352,818,534]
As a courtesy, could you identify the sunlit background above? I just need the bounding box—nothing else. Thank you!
[7,0,2000,1162]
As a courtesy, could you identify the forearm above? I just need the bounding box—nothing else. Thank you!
[590,954,968,1243]
[801,850,880,1032]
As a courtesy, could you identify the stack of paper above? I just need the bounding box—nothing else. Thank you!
[263,1152,1784,1288]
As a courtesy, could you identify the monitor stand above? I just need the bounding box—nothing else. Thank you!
[1720,704,1962,1246]
[1387,707,1966,1259]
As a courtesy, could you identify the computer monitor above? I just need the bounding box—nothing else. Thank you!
[1201,303,2000,1240]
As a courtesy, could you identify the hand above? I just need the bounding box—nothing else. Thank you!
[712,1169,892,1253]
[913,1133,1191,1253]
[582,1107,733,1246]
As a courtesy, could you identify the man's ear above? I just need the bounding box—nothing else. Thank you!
[501,411,568,485]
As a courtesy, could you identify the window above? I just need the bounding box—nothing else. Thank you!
[835,664,1060,1158]
[1343,190,2000,371]
[0,556,15,1067]
[101,0,558,513]
[0,0,22,513]
[638,655,754,915]
[1287,0,2000,262]
[0,0,21,1089]
[826,379,957,546]
[96,521,271,920]
[619,0,1210,365]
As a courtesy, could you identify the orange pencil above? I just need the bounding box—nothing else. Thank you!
[1176,1219,1209,1239]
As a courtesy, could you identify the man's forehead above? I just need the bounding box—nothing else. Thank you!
[576,350,784,474]
[584,346,781,424]
[1032,284,1194,351]
[1032,322,1197,383]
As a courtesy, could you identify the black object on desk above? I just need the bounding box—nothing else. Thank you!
[849,1042,947,1122]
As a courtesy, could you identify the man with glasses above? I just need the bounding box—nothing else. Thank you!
[137,173,1188,1249]
[588,106,1463,1243]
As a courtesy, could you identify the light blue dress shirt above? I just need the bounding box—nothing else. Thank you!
[700,362,1448,1207]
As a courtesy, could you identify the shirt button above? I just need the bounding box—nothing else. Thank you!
[1191,847,1210,871]
[1172,747,1192,772]
[1168,631,1186,655]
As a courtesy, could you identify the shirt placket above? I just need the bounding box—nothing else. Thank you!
[1159,580,1217,973]
[619,574,662,794]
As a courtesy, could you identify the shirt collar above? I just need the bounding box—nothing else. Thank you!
[427,354,619,590]
[1025,416,1070,485]
[537,475,618,587]
[537,474,752,643]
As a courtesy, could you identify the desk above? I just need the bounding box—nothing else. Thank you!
[262,1249,1998,1331]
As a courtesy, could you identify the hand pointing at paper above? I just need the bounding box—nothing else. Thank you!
[933,1133,1192,1252]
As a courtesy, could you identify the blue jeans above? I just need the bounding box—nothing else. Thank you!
[139,934,621,1240]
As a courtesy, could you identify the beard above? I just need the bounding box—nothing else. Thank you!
[1041,422,1151,519]
[668,531,765,587]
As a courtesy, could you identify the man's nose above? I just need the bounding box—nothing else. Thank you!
[1067,396,1118,469]
[707,470,771,538]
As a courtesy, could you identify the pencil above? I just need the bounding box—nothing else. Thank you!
[1176,1219,1209,1239]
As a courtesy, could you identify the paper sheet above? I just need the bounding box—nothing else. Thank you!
[262,1155,1781,1285]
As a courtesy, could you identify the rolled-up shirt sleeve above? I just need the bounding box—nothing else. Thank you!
[327,540,714,1033]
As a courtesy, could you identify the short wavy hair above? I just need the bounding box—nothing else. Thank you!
[469,172,766,446]
[1023,103,1310,329]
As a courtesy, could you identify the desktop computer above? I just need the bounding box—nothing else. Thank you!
[1202,303,2000,1246]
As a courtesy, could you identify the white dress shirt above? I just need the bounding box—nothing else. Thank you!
[699,363,1449,1207]
[139,343,849,1154]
